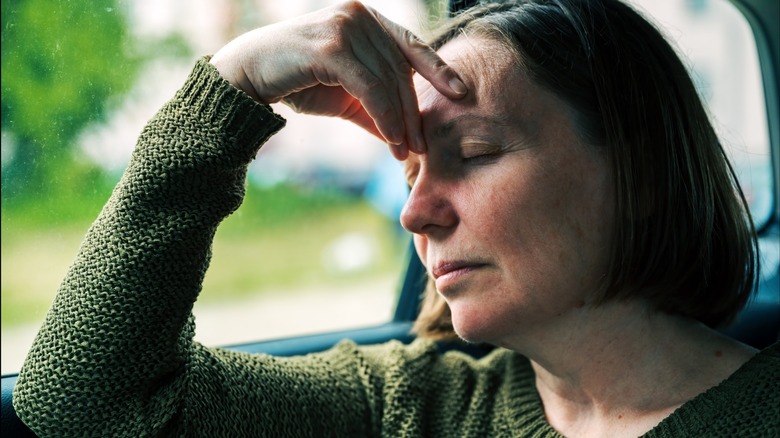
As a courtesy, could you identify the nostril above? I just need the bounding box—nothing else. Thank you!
[400,189,433,235]
[399,200,419,233]
[399,185,458,236]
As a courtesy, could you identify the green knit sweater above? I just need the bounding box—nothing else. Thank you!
[13,58,780,438]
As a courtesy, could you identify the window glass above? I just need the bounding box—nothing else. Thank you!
[1,0,772,375]
[629,0,773,226]
[0,0,428,374]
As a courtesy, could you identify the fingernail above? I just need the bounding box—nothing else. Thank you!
[390,126,404,145]
[393,144,409,161]
[449,77,467,95]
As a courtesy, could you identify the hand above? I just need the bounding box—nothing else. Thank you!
[209,1,467,159]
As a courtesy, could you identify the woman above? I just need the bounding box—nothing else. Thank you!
[14,0,778,436]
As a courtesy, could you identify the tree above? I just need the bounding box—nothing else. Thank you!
[1,0,139,200]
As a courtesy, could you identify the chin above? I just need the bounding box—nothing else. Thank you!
[449,303,502,345]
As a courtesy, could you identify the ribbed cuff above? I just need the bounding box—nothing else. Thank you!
[175,56,286,164]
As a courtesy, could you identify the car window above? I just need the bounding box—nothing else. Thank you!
[0,0,772,375]
[629,0,773,227]
[0,0,428,375]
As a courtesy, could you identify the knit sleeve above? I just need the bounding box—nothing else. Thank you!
[11,57,380,437]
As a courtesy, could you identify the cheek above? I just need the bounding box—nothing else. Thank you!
[477,170,538,245]
[543,156,616,286]
[487,153,612,275]
[560,160,614,243]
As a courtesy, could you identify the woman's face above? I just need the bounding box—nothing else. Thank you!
[402,36,615,346]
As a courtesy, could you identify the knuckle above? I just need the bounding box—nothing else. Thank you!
[402,29,422,48]
[326,2,364,32]
[323,15,350,38]
[362,75,385,94]
[425,58,453,79]
[321,1,371,51]
[337,1,368,17]
[329,10,351,28]
[431,58,449,72]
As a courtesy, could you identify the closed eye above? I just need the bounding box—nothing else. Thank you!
[462,152,500,165]
[460,142,503,164]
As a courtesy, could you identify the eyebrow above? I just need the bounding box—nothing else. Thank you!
[430,113,518,140]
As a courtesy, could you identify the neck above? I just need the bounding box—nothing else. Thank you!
[501,300,757,437]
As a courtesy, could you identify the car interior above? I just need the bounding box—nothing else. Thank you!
[1,0,778,436]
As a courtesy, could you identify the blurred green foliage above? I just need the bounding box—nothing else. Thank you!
[0,0,412,332]
[1,0,139,200]
[421,0,448,27]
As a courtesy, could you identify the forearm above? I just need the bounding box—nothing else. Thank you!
[13,57,285,437]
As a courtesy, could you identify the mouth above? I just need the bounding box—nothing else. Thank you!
[432,260,487,291]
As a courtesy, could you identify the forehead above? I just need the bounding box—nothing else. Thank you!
[406,36,541,172]
[414,36,520,112]
[414,34,538,127]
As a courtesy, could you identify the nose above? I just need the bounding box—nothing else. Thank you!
[400,169,458,236]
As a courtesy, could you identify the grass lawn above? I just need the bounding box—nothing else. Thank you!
[1,182,409,330]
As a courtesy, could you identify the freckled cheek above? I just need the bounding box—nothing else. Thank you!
[471,179,532,248]
[490,167,539,207]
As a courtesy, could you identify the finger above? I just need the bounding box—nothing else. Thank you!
[320,54,405,145]
[349,105,410,160]
[337,93,410,160]
[354,18,425,154]
[341,98,382,138]
[370,9,468,100]
[282,85,408,158]
[394,66,425,155]
[348,34,408,145]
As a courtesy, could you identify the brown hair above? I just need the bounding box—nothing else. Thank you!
[413,0,758,340]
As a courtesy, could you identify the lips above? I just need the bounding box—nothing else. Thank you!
[432,260,487,291]
[432,261,478,279]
